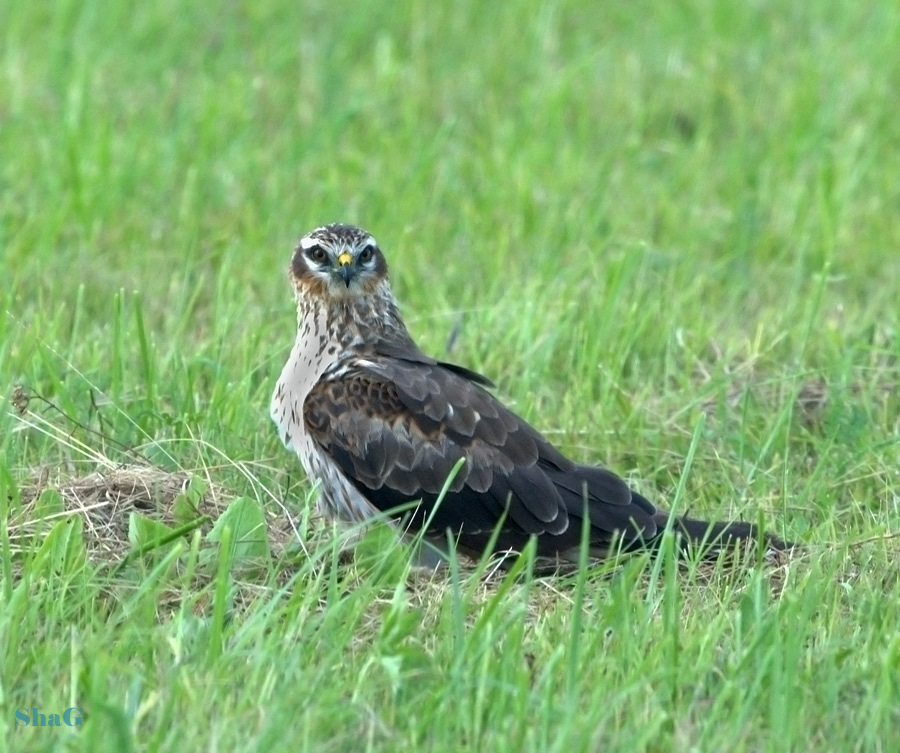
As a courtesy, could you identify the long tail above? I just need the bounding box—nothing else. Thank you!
[654,514,793,559]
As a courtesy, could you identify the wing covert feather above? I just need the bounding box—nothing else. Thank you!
[303,356,658,549]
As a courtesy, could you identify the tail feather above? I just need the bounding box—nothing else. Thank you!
[657,514,792,559]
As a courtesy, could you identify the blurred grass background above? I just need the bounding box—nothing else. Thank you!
[2,1,899,750]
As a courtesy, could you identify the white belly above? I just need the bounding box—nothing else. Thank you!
[270,310,379,524]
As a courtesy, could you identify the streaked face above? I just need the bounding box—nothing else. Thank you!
[290,224,389,298]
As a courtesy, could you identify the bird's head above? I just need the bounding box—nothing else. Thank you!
[290,223,389,299]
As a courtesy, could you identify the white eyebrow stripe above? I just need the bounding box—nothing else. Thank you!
[298,228,377,254]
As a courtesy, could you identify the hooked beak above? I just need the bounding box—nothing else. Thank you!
[337,252,354,287]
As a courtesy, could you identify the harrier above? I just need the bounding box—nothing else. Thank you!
[272,224,789,567]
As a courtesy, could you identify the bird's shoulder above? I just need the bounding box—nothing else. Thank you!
[303,345,519,447]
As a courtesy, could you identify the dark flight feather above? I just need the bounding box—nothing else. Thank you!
[303,348,788,564]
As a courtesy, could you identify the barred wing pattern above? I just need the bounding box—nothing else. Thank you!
[303,350,663,559]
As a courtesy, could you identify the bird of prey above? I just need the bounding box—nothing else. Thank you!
[271,223,789,568]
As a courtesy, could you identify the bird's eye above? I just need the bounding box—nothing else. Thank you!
[359,245,375,263]
[307,245,327,264]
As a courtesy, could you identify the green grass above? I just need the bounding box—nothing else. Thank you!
[2,0,900,750]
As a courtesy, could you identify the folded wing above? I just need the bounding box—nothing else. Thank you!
[303,353,660,557]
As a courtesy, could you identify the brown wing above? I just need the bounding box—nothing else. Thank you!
[303,356,660,557]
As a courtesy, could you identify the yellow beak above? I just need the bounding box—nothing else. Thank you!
[337,252,354,286]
